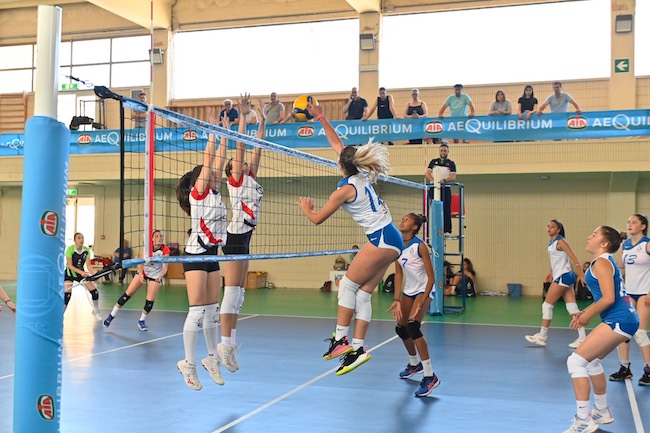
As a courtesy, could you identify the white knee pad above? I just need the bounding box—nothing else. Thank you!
[222,286,244,314]
[634,329,650,347]
[567,352,589,378]
[354,290,373,322]
[203,303,220,329]
[586,358,604,376]
[183,306,205,332]
[566,302,580,316]
[337,276,361,310]
[542,301,554,320]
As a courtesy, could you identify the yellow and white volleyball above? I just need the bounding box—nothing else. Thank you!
[292,95,319,121]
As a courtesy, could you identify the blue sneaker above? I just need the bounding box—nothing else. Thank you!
[399,362,423,379]
[103,314,114,328]
[138,320,148,331]
[415,374,440,397]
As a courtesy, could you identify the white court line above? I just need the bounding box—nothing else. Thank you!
[211,334,399,433]
[0,314,259,381]
[625,379,646,433]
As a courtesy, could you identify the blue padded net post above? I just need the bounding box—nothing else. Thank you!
[429,200,444,316]
[14,116,70,432]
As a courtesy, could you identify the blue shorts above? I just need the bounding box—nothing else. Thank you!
[604,321,639,339]
[367,223,402,254]
[628,293,646,302]
[404,291,434,300]
[554,271,576,288]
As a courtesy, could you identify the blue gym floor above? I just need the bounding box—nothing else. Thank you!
[1,290,648,433]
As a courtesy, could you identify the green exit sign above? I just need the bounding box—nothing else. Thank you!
[61,83,78,90]
[614,58,629,73]
[66,188,77,196]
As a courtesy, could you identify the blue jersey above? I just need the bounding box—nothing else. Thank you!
[338,173,392,234]
[585,253,639,324]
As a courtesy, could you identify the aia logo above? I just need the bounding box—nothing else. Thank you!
[425,121,444,134]
[297,126,314,138]
[37,395,55,420]
[77,134,92,144]
[183,130,198,141]
[40,211,59,236]
[566,116,588,130]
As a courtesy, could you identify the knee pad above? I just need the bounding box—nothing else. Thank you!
[542,301,554,320]
[396,324,410,340]
[354,290,372,322]
[406,320,423,340]
[221,286,244,314]
[64,292,71,305]
[566,302,580,316]
[567,352,589,378]
[143,300,154,313]
[90,289,99,301]
[117,293,131,306]
[634,329,650,347]
[183,306,204,332]
[586,358,604,376]
[337,276,360,310]
[203,303,219,329]
[236,288,245,314]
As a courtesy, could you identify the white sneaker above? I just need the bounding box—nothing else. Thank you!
[525,333,547,346]
[563,415,598,433]
[590,407,614,425]
[568,337,586,349]
[92,309,102,321]
[177,360,202,391]
[201,355,224,386]
[217,343,239,372]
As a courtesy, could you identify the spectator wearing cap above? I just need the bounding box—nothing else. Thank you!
[133,92,147,128]
[438,84,475,143]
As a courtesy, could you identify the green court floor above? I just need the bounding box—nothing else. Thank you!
[0,280,592,328]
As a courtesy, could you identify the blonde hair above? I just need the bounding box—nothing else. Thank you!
[350,139,390,183]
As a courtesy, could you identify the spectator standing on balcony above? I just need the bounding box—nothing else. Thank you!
[363,87,397,145]
[536,81,582,115]
[404,89,428,144]
[517,85,538,121]
[133,92,147,128]
[343,87,368,120]
[438,84,475,143]
[487,90,512,115]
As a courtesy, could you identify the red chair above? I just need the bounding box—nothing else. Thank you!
[450,194,465,217]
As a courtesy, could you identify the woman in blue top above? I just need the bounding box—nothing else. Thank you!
[298,104,402,376]
[563,226,639,433]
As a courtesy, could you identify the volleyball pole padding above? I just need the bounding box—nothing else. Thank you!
[14,5,68,433]
[429,200,444,315]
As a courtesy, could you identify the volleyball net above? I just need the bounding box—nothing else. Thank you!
[120,98,428,269]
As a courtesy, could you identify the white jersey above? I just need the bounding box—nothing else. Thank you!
[227,171,263,234]
[339,173,392,234]
[548,236,572,279]
[185,185,227,254]
[143,244,170,280]
[398,236,431,297]
[622,236,650,295]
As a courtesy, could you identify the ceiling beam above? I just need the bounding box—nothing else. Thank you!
[86,0,172,29]
[345,0,381,13]
[0,0,80,9]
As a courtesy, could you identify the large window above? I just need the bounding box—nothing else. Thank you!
[0,35,150,93]
[636,1,649,76]
[172,20,359,99]
[380,0,610,88]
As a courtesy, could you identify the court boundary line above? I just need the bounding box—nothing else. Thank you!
[0,314,259,380]
[625,379,645,433]
[212,335,399,433]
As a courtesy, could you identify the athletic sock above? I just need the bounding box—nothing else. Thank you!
[222,336,232,347]
[621,360,630,368]
[576,400,590,420]
[231,328,237,346]
[139,312,147,321]
[539,326,549,338]
[409,355,419,366]
[594,393,608,411]
[335,325,349,341]
[578,327,586,339]
[111,306,120,317]
[351,338,364,351]
[422,359,433,376]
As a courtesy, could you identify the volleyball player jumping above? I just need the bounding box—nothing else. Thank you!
[175,107,228,390]
[298,104,402,375]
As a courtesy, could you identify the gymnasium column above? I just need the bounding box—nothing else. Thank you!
[358,12,381,103]
[608,172,639,229]
[609,0,636,109]
[152,28,172,107]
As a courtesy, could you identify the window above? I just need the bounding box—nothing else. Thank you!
[172,20,359,98]
[380,0,610,88]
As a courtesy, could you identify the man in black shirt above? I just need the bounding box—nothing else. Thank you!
[425,142,457,234]
[343,87,368,120]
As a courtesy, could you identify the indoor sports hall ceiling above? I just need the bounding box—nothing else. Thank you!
[0,0,580,32]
